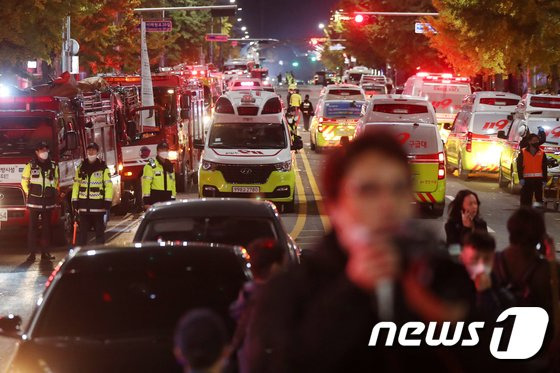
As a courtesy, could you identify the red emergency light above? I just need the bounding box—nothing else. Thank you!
[0,95,57,110]
[479,98,520,106]
[105,76,141,84]
[417,72,470,84]
[355,14,364,23]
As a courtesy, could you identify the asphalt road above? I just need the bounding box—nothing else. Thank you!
[0,85,558,369]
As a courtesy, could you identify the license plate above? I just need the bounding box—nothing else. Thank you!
[232,186,260,193]
[0,209,7,222]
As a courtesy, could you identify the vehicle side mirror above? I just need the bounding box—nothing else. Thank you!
[66,131,78,151]
[126,120,137,140]
[443,122,453,130]
[0,314,22,338]
[193,139,205,150]
[292,136,303,150]
[497,130,508,140]
[180,109,190,120]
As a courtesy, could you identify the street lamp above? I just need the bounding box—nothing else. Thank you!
[237,18,242,22]
[229,0,235,3]
[241,26,247,31]
[318,23,325,29]
[238,7,243,11]
[244,31,249,34]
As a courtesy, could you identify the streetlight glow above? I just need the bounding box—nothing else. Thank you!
[241,26,247,31]
[318,23,325,29]
[237,18,242,22]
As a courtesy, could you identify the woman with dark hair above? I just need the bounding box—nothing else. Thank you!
[445,189,488,246]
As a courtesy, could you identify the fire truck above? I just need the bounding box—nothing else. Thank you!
[0,83,123,243]
[105,72,205,205]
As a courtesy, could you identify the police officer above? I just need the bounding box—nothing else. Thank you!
[142,142,176,208]
[72,143,113,245]
[517,133,547,207]
[300,94,314,132]
[21,141,58,262]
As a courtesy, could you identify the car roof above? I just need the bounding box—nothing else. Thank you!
[144,198,278,220]
[369,94,430,103]
[325,84,361,89]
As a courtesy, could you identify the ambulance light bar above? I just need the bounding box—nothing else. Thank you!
[416,72,470,83]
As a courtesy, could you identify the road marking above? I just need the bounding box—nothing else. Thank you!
[445,195,495,233]
[289,157,307,239]
[300,149,330,231]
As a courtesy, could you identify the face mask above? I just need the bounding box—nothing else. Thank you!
[530,142,539,148]
[87,155,97,163]
[466,262,491,280]
[38,152,49,160]
[158,152,169,159]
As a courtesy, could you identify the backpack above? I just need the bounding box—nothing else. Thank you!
[493,251,541,307]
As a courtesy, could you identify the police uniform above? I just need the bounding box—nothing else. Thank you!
[21,151,59,259]
[72,157,113,245]
[142,156,176,206]
[517,146,547,206]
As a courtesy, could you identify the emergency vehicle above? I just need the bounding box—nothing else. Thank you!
[197,90,303,212]
[402,72,472,141]
[446,91,521,179]
[105,73,205,199]
[0,84,122,242]
[223,59,254,81]
[355,95,446,216]
[319,84,366,101]
[497,94,560,192]
[343,66,373,85]
[360,75,388,97]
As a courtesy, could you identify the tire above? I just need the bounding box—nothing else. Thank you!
[498,165,508,188]
[281,199,295,213]
[310,136,316,151]
[458,156,469,180]
[431,203,445,218]
[53,199,73,247]
[508,166,518,194]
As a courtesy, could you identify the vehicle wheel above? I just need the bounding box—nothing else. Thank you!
[498,165,508,188]
[310,137,316,151]
[281,200,295,213]
[458,156,469,180]
[508,166,518,194]
[431,203,445,218]
[53,199,73,247]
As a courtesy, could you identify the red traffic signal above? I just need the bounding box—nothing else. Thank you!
[354,14,364,23]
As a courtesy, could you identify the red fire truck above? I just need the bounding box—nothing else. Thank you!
[0,85,123,243]
[105,72,205,206]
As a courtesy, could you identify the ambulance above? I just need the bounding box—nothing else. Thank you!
[355,95,446,216]
[497,94,560,192]
[402,72,472,142]
[445,91,521,179]
[197,90,303,212]
[343,66,373,85]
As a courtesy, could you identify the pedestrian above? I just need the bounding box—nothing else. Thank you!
[245,131,479,373]
[300,94,314,132]
[519,125,546,149]
[21,141,58,262]
[517,133,547,207]
[445,189,488,246]
[141,141,176,209]
[459,231,515,319]
[289,88,302,112]
[229,239,285,373]
[72,142,113,245]
[285,108,298,150]
[174,309,230,373]
[277,73,282,85]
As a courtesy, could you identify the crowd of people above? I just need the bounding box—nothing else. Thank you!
[172,131,560,373]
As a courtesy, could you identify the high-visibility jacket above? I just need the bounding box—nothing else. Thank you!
[72,159,113,213]
[142,157,176,205]
[290,93,302,108]
[21,159,59,210]
[517,147,547,180]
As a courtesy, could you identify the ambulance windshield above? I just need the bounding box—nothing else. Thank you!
[209,122,286,149]
[0,117,53,157]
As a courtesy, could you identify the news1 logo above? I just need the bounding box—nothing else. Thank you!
[369,307,549,359]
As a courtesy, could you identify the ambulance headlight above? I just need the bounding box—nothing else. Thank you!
[274,161,292,172]
[202,160,218,171]
[0,84,11,98]
[168,151,178,161]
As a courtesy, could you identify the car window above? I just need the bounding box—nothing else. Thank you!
[323,101,364,119]
[326,89,364,101]
[33,249,248,338]
[363,124,439,154]
[366,102,434,124]
[141,217,278,247]
[209,122,286,149]
[453,112,468,133]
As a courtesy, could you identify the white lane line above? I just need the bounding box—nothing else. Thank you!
[445,195,496,233]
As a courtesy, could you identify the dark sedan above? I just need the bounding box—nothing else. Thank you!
[133,198,301,263]
[0,242,251,373]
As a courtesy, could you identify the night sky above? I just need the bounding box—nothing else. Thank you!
[236,0,340,40]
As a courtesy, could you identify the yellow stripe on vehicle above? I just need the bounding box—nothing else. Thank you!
[289,157,307,239]
[300,149,330,232]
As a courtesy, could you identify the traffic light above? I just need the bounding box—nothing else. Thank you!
[292,61,299,68]
[354,14,364,23]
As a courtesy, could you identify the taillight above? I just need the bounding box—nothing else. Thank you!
[261,98,282,114]
[215,97,234,114]
[438,152,445,180]
[317,124,324,133]
[466,131,473,152]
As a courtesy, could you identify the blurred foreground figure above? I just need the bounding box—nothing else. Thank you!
[245,132,490,373]
[174,309,230,373]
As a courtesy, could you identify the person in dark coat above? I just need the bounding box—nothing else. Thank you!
[445,189,488,246]
[245,131,495,373]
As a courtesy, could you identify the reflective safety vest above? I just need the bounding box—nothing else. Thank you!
[521,148,544,178]
[72,160,113,213]
[290,93,302,107]
[142,157,176,205]
[21,160,59,209]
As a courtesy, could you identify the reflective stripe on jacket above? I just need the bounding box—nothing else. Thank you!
[21,160,59,209]
[141,157,176,204]
[72,159,113,213]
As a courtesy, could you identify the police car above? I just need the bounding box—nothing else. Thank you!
[497,94,560,192]
[445,91,521,179]
[196,90,303,212]
[356,95,446,216]
[227,78,263,92]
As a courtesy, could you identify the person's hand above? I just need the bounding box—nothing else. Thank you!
[474,272,492,292]
[345,240,400,292]
[520,178,525,186]
[461,209,473,228]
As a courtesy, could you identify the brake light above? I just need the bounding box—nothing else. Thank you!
[317,124,324,133]
[318,117,324,123]
[438,152,445,179]
[466,131,473,152]
[479,98,519,106]
[261,98,282,114]
[215,97,234,114]
[416,72,429,77]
